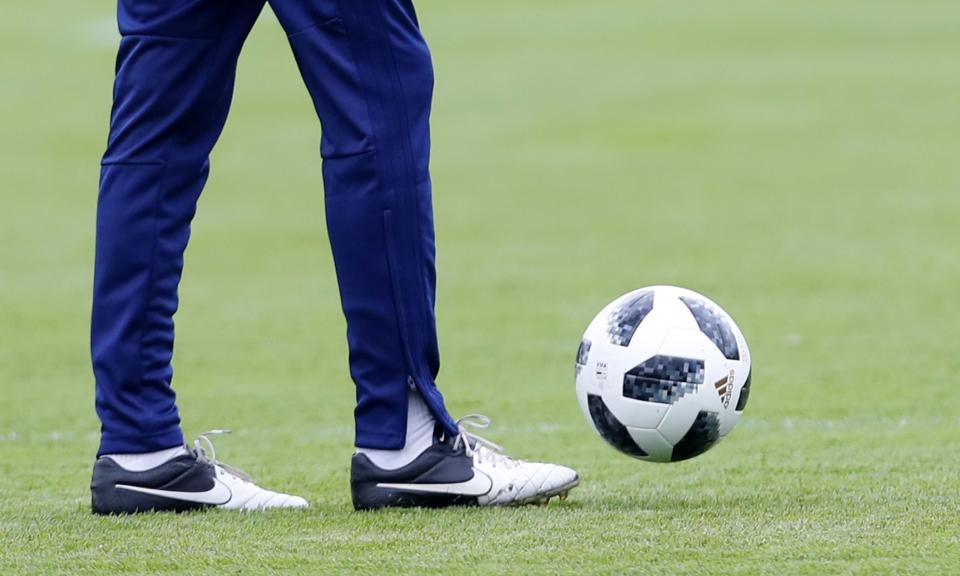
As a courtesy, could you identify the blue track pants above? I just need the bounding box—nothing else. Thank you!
[92,0,457,456]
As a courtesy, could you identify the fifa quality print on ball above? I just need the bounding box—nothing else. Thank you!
[575,286,751,462]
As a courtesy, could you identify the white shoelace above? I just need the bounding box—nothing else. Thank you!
[452,415,520,469]
[193,429,253,482]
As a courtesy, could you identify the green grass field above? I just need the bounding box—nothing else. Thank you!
[2,0,959,573]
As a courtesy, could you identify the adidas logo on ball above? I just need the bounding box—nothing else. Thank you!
[714,370,735,409]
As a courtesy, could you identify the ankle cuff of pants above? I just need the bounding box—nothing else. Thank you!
[97,428,185,458]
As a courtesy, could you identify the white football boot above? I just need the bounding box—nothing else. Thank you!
[91,430,308,514]
[351,415,579,509]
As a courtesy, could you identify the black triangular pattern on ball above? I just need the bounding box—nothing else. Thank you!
[575,339,591,378]
[679,296,740,360]
[623,355,705,404]
[606,290,654,347]
[735,368,751,411]
[576,339,591,366]
[671,411,721,462]
[586,394,648,457]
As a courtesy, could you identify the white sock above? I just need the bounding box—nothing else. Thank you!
[104,445,189,472]
[357,389,437,470]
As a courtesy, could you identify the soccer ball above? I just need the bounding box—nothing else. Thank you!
[575,286,751,462]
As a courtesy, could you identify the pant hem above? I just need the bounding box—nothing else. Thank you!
[97,428,185,457]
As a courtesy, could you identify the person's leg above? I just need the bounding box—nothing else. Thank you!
[92,0,309,514]
[263,0,579,509]
[92,0,266,457]
[268,0,457,450]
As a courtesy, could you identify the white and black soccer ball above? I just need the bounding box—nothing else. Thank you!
[575,286,751,462]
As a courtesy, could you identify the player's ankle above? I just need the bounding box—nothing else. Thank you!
[102,445,189,472]
[356,390,435,470]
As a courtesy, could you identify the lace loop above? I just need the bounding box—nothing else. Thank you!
[453,415,518,469]
[192,429,252,482]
